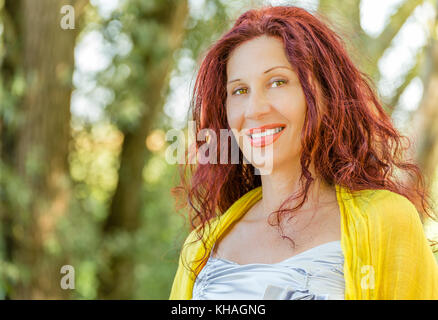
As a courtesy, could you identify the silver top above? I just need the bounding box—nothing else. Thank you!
[192,240,345,300]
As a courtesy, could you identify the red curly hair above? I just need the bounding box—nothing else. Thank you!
[173,5,436,277]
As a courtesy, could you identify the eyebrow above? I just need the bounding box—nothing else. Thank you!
[226,65,293,85]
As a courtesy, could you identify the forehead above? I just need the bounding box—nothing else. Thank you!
[226,35,291,78]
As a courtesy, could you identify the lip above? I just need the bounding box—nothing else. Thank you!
[245,123,287,136]
[244,123,286,148]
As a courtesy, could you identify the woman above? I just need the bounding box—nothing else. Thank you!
[169,5,438,299]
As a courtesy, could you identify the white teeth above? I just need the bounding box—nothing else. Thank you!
[250,127,284,139]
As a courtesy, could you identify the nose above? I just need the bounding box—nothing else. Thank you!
[244,89,272,120]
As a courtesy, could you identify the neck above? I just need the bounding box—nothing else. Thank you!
[257,162,334,219]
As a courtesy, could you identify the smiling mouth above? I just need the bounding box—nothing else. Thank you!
[248,126,285,139]
[245,125,286,147]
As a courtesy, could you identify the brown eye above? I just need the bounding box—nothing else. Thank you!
[271,79,287,87]
[233,88,248,95]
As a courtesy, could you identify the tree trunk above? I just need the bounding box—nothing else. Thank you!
[97,0,189,299]
[1,0,85,299]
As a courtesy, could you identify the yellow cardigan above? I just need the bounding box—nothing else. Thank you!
[169,185,438,299]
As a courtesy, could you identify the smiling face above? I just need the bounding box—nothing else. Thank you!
[225,35,307,173]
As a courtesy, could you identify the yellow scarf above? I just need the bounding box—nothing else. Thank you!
[169,185,438,299]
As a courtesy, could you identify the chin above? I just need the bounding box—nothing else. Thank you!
[253,153,300,176]
[247,157,281,176]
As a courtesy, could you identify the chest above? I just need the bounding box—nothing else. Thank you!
[211,204,341,265]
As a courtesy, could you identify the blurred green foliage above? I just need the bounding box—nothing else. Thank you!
[59,0,236,299]
[1,0,438,299]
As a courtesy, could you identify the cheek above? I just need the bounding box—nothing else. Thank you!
[280,91,307,131]
[286,107,306,132]
[226,104,244,131]
[226,105,248,154]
